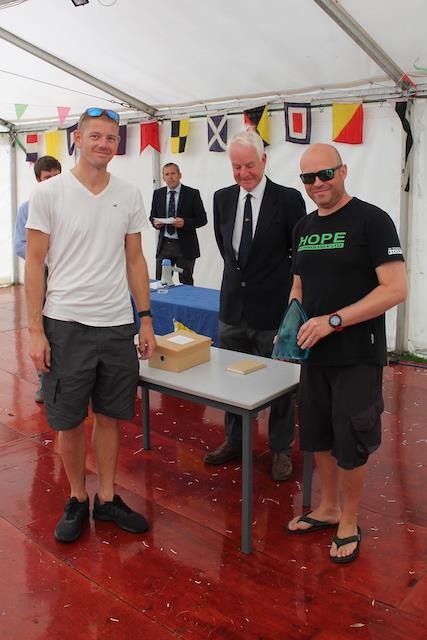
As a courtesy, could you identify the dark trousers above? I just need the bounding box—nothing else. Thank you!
[156,238,196,286]
[219,319,295,453]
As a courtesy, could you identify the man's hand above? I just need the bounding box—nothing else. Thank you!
[138,323,156,360]
[153,220,164,229]
[297,315,334,349]
[29,329,51,372]
[173,217,184,228]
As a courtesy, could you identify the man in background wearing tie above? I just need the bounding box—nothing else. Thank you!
[204,128,306,481]
[150,163,207,285]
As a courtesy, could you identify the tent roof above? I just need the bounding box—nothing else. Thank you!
[0,0,426,128]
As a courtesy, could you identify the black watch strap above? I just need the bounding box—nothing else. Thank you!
[138,310,152,318]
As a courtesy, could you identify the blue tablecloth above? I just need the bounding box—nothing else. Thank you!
[150,285,220,346]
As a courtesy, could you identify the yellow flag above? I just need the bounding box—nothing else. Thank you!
[45,130,63,158]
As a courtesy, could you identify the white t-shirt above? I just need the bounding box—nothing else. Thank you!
[27,171,147,326]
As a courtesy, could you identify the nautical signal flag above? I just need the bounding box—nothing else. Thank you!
[207,113,227,152]
[395,101,413,192]
[44,130,62,159]
[115,125,127,155]
[140,121,160,153]
[243,105,270,146]
[171,119,189,154]
[332,103,364,144]
[25,133,38,163]
[284,103,312,144]
[66,123,78,156]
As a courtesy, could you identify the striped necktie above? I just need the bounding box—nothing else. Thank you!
[166,190,176,234]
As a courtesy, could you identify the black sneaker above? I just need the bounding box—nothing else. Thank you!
[54,496,90,543]
[93,494,149,533]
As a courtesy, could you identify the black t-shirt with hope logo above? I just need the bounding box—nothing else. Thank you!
[291,197,404,366]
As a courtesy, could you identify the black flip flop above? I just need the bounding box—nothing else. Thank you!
[330,526,362,564]
[286,511,340,535]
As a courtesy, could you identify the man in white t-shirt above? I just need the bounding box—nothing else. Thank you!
[25,107,156,543]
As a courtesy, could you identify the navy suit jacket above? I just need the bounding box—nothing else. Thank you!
[150,184,207,259]
[214,177,306,330]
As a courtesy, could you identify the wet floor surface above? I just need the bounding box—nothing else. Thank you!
[0,284,426,639]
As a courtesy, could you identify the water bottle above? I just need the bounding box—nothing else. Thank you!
[159,258,172,293]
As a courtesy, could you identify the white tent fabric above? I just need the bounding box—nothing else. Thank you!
[0,0,426,124]
[0,0,426,354]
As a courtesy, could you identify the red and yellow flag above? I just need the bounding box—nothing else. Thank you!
[243,105,270,146]
[332,103,363,144]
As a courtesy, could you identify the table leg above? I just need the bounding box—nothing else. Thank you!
[302,451,312,507]
[142,386,151,450]
[241,411,253,554]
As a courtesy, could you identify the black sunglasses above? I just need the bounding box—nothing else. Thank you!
[299,164,342,185]
[84,108,120,124]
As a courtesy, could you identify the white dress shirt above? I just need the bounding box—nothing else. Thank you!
[232,174,267,259]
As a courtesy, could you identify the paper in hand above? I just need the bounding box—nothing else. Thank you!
[154,217,175,225]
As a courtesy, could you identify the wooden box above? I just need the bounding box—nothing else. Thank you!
[149,330,211,372]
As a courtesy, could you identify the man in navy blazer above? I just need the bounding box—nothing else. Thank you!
[150,163,207,285]
[204,128,306,481]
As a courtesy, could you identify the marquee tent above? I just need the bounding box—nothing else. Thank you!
[0,0,426,354]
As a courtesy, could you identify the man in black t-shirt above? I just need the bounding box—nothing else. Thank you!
[286,143,407,564]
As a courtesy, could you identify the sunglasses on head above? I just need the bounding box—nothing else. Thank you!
[299,164,342,185]
[84,108,120,124]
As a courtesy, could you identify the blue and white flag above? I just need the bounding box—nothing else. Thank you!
[207,113,227,152]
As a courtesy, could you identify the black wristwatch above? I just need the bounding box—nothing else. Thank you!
[328,312,343,331]
[138,309,152,318]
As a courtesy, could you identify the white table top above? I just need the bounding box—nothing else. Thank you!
[139,347,300,411]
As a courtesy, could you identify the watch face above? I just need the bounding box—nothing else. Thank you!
[329,314,342,328]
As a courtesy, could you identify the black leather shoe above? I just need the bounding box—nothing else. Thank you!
[93,494,149,533]
[204,441,241,465]
[54,496,90,543]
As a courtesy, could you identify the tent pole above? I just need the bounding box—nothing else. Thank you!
[10,138,19,285]
[152,150,161,191]
[312,0,415,91]
[0,26,156,117]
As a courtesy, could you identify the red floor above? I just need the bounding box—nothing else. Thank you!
[0,284,426,639]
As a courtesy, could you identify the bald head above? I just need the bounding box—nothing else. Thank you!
[300,143,342,171]
[299,143,350,215]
